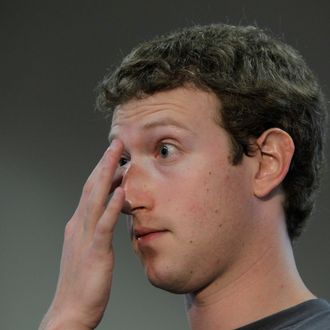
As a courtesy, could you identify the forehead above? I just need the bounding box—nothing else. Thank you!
[109,87,222,139]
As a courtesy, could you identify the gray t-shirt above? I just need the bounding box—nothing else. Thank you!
[237,299,330,329]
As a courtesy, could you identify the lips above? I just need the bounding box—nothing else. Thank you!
[134,227,168,241]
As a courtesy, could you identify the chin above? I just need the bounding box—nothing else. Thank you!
[148,276,187,294]
[144,262,197,294]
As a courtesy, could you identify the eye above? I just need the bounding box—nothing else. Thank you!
[119,158,127,167]
[118,155,130,167]
[158,143,177,159]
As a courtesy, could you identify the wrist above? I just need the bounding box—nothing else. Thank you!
[39,309,93,330]
[40,319,92,330]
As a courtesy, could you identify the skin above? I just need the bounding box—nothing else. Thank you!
[40,86,314,330]
[39,141,126,330]
[110,86,259,295]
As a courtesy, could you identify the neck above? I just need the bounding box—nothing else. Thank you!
[185,223,314,330]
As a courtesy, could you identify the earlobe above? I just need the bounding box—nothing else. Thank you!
[253,128,295,198]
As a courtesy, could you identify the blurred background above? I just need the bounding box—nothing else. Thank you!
[1,1,329,329]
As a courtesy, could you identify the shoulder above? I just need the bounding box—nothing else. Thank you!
[237,299,330,330]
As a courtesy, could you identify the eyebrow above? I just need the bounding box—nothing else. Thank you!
[142,118,191,131]
[109,117,192,143]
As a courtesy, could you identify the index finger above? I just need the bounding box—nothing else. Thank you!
[79,139,124,209]
[89,139,124,207]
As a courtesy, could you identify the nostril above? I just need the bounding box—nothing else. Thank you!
[121,202,146,215]
[121,200,133,214]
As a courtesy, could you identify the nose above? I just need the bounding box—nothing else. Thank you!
[120,162,154,214]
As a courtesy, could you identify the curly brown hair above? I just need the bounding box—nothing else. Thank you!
[96,24,327,240]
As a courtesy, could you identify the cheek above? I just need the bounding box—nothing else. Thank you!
[178,167,249,228]
[162,171,221,228]
[154,158,250,226]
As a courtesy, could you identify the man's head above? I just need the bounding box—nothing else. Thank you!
[97,24,327,240]
[108,87,262,293]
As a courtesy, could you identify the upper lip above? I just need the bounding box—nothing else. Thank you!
[134,227,168,239]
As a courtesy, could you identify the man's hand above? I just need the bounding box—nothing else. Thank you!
[39,140,125,330]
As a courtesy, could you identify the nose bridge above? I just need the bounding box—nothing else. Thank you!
[121,161,152,211]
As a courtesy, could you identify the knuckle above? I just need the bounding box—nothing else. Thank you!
[106,202,118,214]
[82,179,93,195]
[64,220,74,238]
[99,165,111,180]
[96,222,111,238]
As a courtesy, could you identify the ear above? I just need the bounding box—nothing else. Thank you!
[253,128,295,198]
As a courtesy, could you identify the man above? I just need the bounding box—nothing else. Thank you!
[40,24,329,329]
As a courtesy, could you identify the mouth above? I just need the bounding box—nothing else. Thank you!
[133,227,169,243]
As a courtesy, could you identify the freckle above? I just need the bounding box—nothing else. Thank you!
[214,209,219,214]
[190,270,193,274]
[218,224,222,228]
[189,240,193,244]
[208,171,212,175]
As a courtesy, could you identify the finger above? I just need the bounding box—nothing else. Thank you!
[109,167,125,195]
[78,147,110,208]
[93,187,125,252]
[85,140,124,226]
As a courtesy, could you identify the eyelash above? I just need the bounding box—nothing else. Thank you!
[157,142,176,159]
[118,141,178,166]
[118,150,130,167]
[118,157,129,167]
